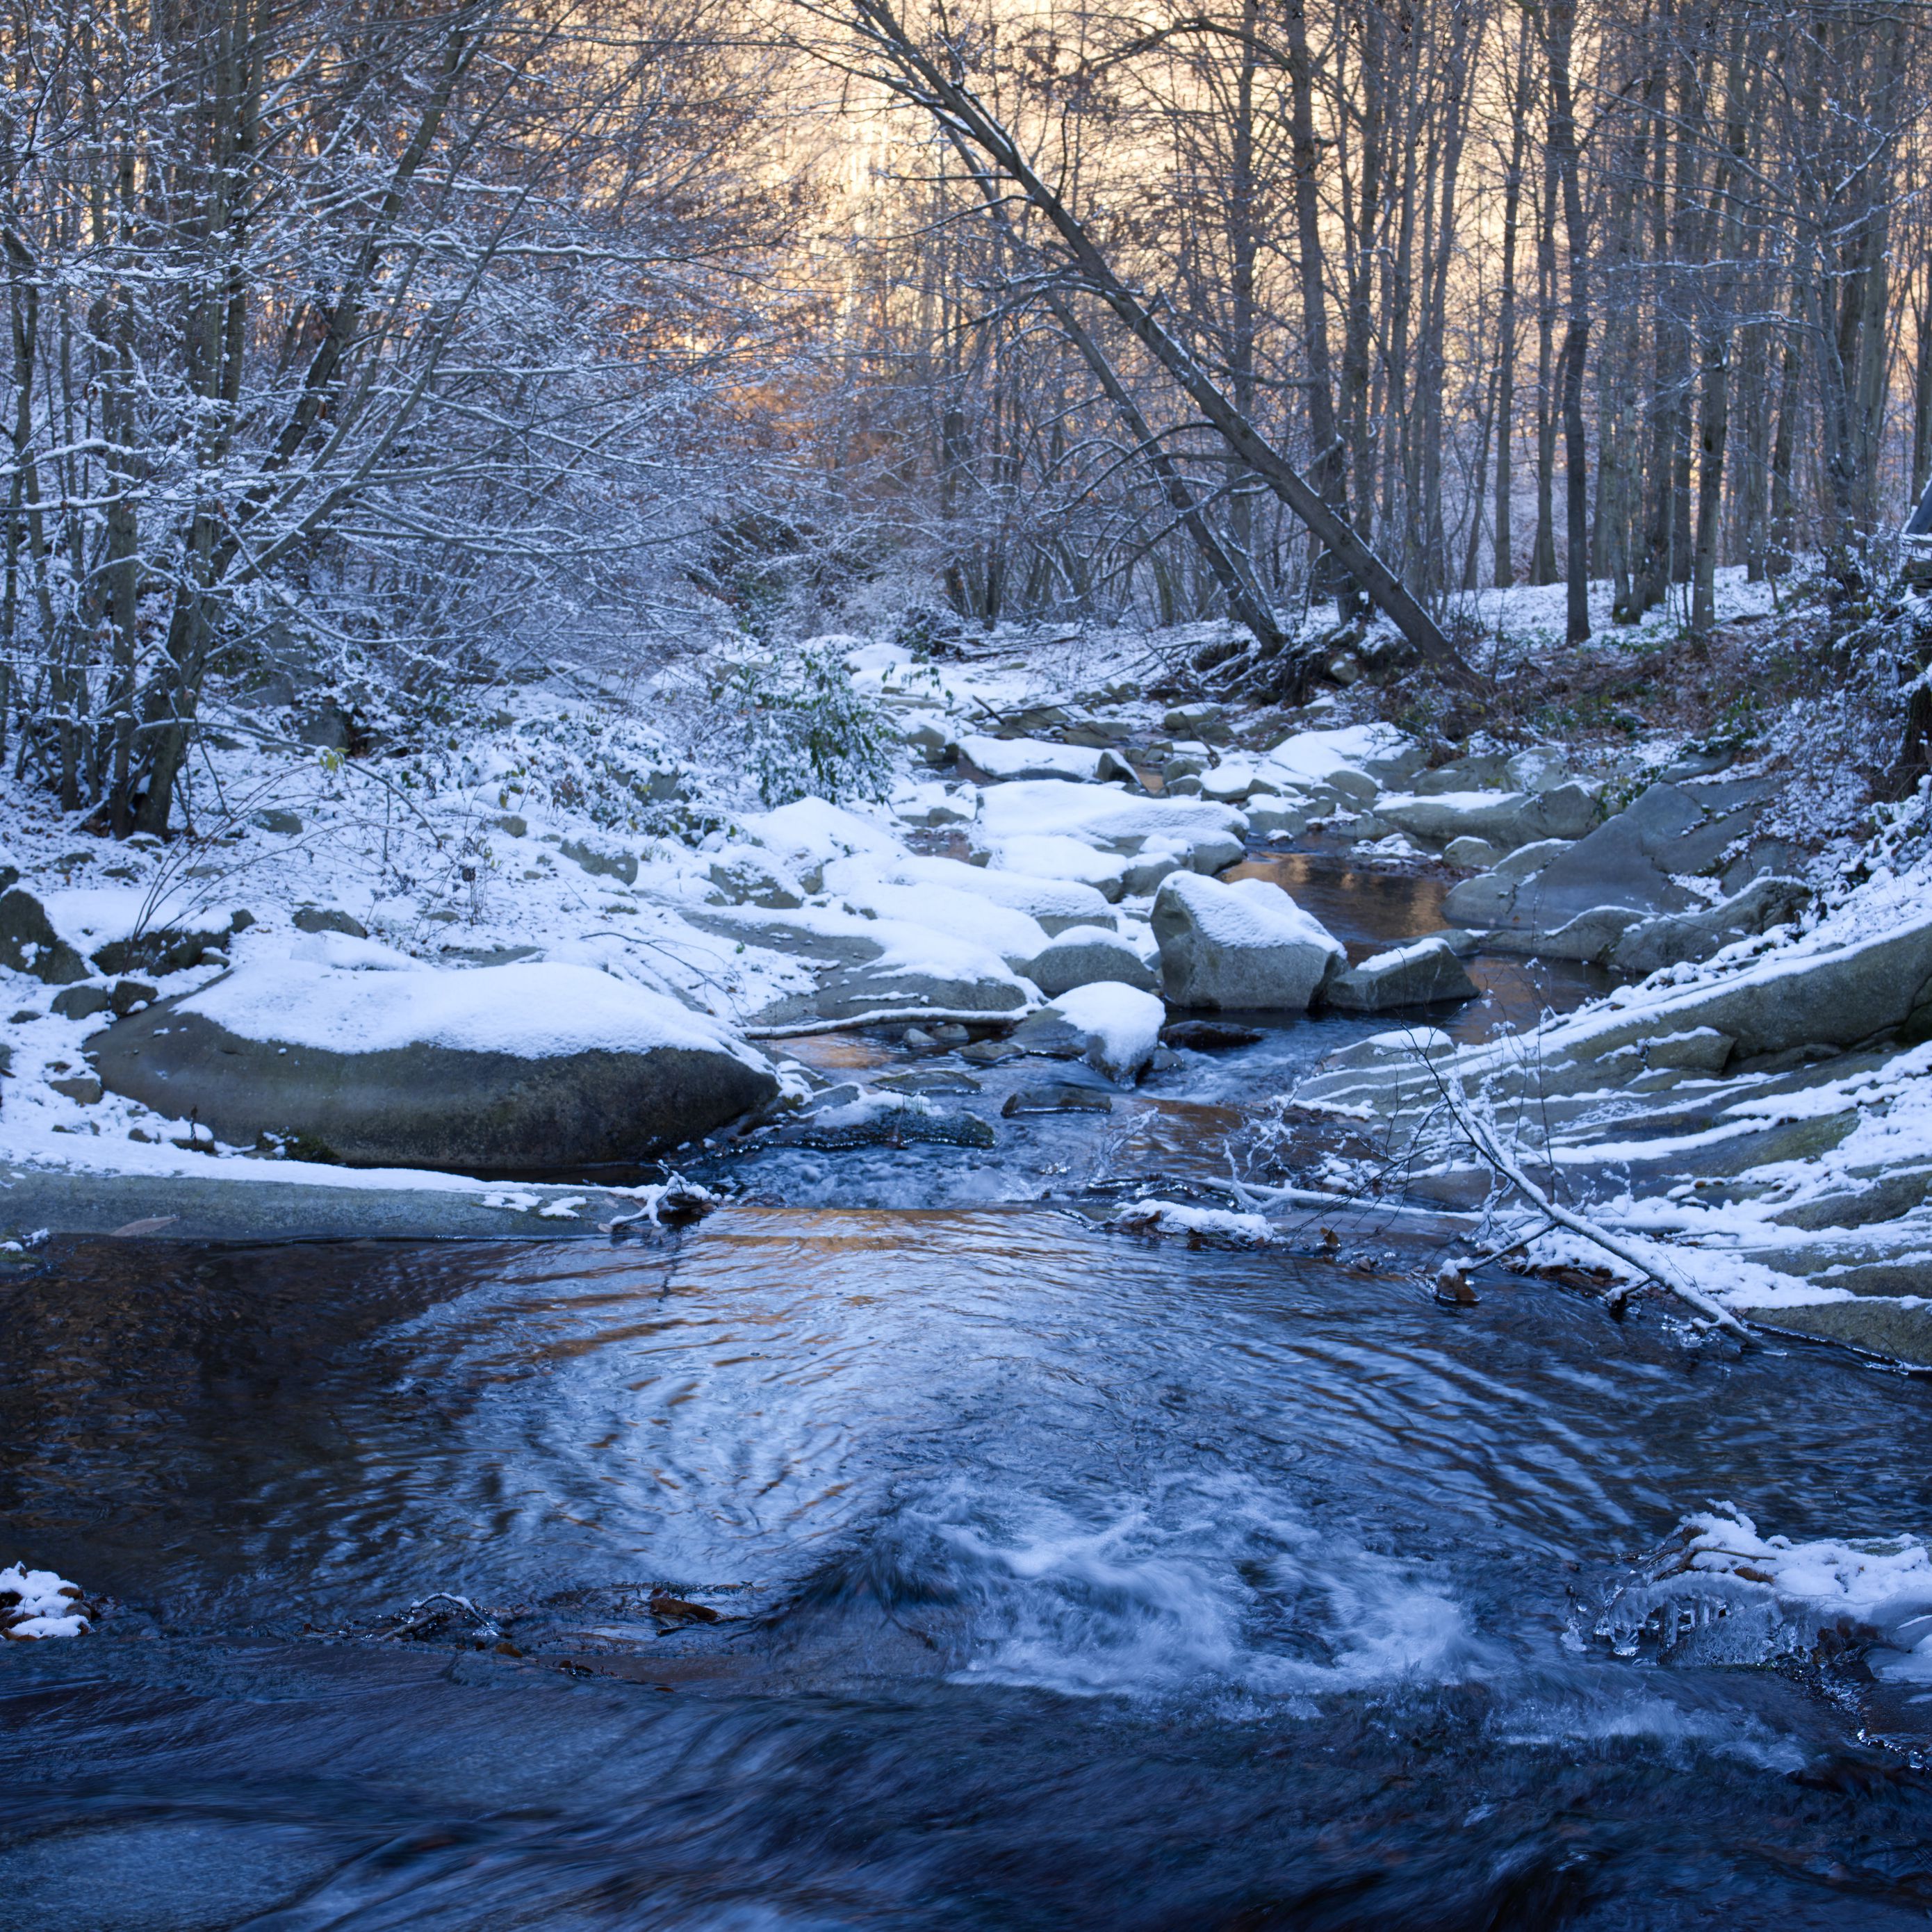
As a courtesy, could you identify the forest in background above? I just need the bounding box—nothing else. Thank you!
[3,0,1930,832]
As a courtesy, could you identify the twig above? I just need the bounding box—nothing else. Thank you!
[1435,1075,1749,1337]
[744,1004,1040,1040]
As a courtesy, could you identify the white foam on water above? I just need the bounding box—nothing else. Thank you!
[907,1471,1478,1705]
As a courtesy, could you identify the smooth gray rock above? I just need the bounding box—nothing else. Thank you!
[1245,801,1309,840]
[813,965,1030,1022]
[1486,904,1647,963]
[1323,938,1480,1011]
[560,835,639,886]
[1378,780,1601,851]
[51,983,112,1021]
[1609,876,1812,976]
[1152,873,1343,1011]
[1020,926,1159,997]
[293,906,368,939]
[1186,833,1248,874]
[1443,835,1504,869]
[250,808,304,835]
[1502,778,1776,934]
[90,1002,776,1172]
[1121,853,1184,897]
[1413,753,1514,795]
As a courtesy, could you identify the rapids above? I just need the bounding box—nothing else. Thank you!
[6,854,1932,1928]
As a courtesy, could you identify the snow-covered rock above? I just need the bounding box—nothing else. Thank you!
[1323,938,1480,1012]
[1257,723,1424,789]
[988,834,1128,901]
[1151,873,1343,1010]
[954,734,1137,785]
[1013,981,1165,1083]
[1,1562,89,1639]
[90,958,777,1172]
[1020,924,1159,997]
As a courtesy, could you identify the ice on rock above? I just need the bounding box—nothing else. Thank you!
[1595,1507,1932,1673]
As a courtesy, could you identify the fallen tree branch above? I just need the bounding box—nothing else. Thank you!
[744,1004,1038,1040]
[1435,1076,1749,1337]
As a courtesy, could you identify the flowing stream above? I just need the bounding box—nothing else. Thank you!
[7,856,1932,1929]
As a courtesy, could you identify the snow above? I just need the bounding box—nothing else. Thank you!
[1157,871,1344,956]
[1044,981,1165,1081]
[1111,1198,1277,1245]
[181,958,763,1063]
[976,779,1247,849]
[1258,723,1416,786]
[820,856,1050,960]
[1,1561,88,1639]
[744,796,902,865]
[988,834,1126,892]
[956,734,1108,782]
[876,855,1115,928]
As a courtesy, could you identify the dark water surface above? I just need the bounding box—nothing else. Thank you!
[8,1217,1932,1929]
[7,852,1932,1928]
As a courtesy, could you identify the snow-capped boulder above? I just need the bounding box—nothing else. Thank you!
[953,734,1138,785]
[90,958,776,1172]
[1323,938,1480,1011]
[1020,924,1159,997]
[1151,873,1343,1010]
[1012,981,1165,1083]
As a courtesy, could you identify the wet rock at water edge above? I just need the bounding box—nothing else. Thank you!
[959,1038,1022,1066]
[1323,937,1479,1013]
[1001,1083,1114,1116]
[874,1067,983,1096]
[1161,1020,1263,1051]
[89,959,778,1171]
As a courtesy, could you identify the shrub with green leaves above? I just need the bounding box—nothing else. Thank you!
[725,644,893,806]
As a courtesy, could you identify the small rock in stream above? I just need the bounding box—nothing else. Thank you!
[960,1039,1021,1066]
[1001,1083,1114,1116]
[875,1067,984,1095]
[1161,1020,1263,1051]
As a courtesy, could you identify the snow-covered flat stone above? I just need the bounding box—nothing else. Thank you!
[953,734,1137,785]
[1152,873,1343,1010]
[90,958,777,1172]
[1375,782,1601,851]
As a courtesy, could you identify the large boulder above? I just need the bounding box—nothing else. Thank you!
[1376,780,1601,851]
[1323,938,1480,1011]
[90,958,776,1172]
[953,735,1138,785]
[1152,873,1343,1010]
[1608,876,1812,976]
[1020,925,1158,997]
[1475,778,1778,938]
[0,883,85,983]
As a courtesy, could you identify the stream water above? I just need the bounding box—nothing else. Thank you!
[6,856,1932,1929]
